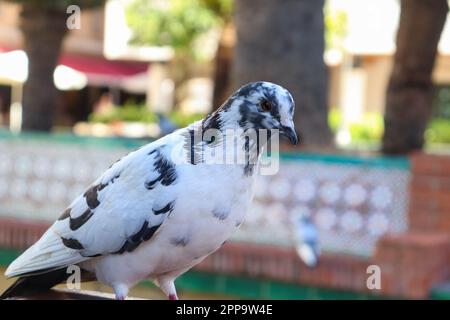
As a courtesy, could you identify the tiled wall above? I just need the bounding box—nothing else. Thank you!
[0,138,126,221]
[0,136,411,258]
[240,157,410,256]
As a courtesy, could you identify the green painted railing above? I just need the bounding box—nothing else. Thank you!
[0,129,150,150]
[171,271,384,300]
[0,129,409,169]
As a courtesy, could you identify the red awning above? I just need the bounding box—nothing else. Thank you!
[59,54,149,79]
[0,46,150,88]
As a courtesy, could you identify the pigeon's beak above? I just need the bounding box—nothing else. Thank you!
[280,122,298,145]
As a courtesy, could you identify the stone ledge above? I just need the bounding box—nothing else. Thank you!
[3,288,144,300]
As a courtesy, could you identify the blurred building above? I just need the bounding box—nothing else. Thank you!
[328,0,450,119]
[0,1,173,129]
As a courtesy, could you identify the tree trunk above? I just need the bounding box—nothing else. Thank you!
[232,0,332,147]
[212,22,235,110]
[382,0,448,154]
[20,5,68,132]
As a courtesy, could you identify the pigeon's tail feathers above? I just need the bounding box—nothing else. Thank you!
[296,244,319,268]
[5,228,87,278]
[0,267,69,299]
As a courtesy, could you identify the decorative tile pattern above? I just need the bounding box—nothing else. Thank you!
[0,140,126,221]
[0,138,410,257]
[233,160,410,257]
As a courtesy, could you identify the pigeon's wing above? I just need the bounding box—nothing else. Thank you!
[5,135,182,278]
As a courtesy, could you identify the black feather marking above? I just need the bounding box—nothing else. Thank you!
[238,101,266,130]
[155,157,177,186]
[81,253,102,258]
[83,185,102,209]
[145,177,159,190]
[58,208,71,221]
[69,208,94,231]
[145,148,177,188]
[219,96,235,112]
[130,222,150,242]
[108,173,121,185]
[83,174,120,209]
[142,225,160,241]
[243,164,254,176]
[243,133,258,176]
[0,268,70,299]
[113,221,161,254]
[289,99,294,115]
[170,236,189,247]
[61,237,84,250]
[237,82,263,97]
[0,267,95,299]
[212,208,230,221]
[202,111,222,131]
[153,201,174,215]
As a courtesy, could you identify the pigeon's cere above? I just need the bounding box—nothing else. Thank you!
[1,81,297,300]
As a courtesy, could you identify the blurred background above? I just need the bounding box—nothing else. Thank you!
[0,0,450,299]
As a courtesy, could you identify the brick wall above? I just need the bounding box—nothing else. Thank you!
[0,217,49,250]
[409,153,450,232]
[196,242,375,296]
[373,152,450,298]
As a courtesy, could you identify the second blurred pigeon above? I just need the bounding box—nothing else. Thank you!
[293,215,320,267]
[157,113,178,136]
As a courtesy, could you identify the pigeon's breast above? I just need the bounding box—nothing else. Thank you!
[90,164,255,287]
[148,164,253,268]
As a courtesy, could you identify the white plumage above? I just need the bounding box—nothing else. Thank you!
[2,81,297,300]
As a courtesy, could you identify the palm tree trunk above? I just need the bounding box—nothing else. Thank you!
[232,0,332,147]
[212,22,234,110]
[20,4,68,131]
[382,0,448,154]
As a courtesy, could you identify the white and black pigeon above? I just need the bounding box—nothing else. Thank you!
[1,81,298,300]
[292,215,320,268]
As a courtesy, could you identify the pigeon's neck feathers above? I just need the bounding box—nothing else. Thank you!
[202,109,236,132]
[201,94,250,132]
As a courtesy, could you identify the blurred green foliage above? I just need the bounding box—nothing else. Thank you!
[88,104,450,145]
[88,102,205,128]
[432,85,450,118]
[330,108,450,145]
[126,0,232,57]
[425,119,450,144]
[328,109,384,142]
[324,3,348,50]
[169,110,205,127]
[126,0,344,53]
[428,85,450,144]
[89,103,158,124]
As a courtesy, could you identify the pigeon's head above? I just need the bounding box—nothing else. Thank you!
[218,81,298,145]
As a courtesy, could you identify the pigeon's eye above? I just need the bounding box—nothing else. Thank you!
[260,100,272,112]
